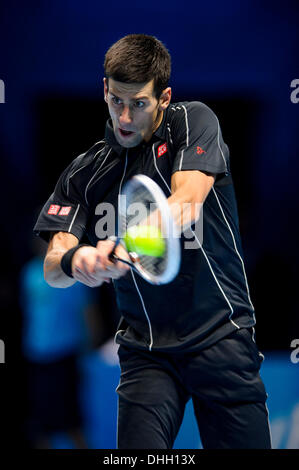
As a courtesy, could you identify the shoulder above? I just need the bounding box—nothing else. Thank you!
[166,101,219,147]
[168,101,218,127]
[68,139,107,174]
[61,139,109,188]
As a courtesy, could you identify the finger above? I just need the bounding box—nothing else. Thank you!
[96,240,118,269]
[73,267,97,284]
[74,266,109,285]
[114,246,131,272]
[81,256,101,275]
[73,270,96,287]
[73,250,99,274]
[96,239,116,253]
[94,255,107,272]
[116,243,131,260]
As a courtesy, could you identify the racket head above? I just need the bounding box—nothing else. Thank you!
[118,174,181,285]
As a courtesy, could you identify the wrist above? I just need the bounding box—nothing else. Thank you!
[60,244,89,278]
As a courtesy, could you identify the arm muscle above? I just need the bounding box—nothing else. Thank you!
[44,231,79,288]
[168,170,215,232]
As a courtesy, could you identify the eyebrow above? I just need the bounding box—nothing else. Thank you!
[110,92,150,101]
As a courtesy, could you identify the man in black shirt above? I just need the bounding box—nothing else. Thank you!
[34,34,271,449]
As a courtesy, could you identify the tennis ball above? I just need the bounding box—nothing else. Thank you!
[124,225,165,257]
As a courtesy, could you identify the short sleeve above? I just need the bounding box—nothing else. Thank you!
[171,102,230,176]
[33,155,90,242]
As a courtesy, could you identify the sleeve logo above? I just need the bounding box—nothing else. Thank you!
[48,204,61,215]
[58,206,71,216]
[196,146,206,155]
[157,142,167,158]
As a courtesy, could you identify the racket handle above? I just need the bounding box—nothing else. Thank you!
[109,252,119,262]
[108,236,121,262]
[108,236,133,269]
[110,254,133,268]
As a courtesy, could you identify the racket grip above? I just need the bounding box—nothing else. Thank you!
[109,252,119,263]
[108,236,121,262]
[110,254,133,269]
[108,236,132,268]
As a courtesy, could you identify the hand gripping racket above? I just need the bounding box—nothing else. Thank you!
[109,174,181,285]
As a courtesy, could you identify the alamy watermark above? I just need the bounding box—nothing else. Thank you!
[94,198,204,248]
[0,79,5,103]
[290,339,299,364]
[0,339,4,363]
[290,79,299,104]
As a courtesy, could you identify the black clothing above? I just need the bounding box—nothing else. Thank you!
[34,100,271,449]
[116,328,271,449]
[34,101,255,353]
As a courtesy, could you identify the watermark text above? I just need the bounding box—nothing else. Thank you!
[0,79,5,103]
[290,79,299,103]
[94,199,203,249]
[290,339,299,364]
[0,339,5,363]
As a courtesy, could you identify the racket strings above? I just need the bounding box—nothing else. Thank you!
[120,184,169,277]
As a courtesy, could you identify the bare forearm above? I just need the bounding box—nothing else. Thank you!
[167,189,202,233]
[43,232,129,289]
[44,247,77,288]
[168,170,215,232]
[141,182,203,235]
[44,232,78,288]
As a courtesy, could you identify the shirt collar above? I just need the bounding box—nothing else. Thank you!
[105,119,124,155]
[152,106,168,140]
[105,106,169,155]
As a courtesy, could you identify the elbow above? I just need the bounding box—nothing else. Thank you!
[43,257,74,288]
[44,273,58,288]
[43,265,60,288]
[44,271,74,289]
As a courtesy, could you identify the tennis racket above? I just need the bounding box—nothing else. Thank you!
[109,174,181,285]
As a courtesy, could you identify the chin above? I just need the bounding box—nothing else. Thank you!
[116,135,143,149]
[122,141,141,149]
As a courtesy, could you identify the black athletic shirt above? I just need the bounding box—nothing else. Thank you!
[34,101,256,353]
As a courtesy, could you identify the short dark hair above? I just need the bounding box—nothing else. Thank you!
[104,34,171,99]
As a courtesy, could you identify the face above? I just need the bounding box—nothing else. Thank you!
[104,77,171,148]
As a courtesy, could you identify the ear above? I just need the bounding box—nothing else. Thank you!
[103,77,108,103]
[158,87,172,111]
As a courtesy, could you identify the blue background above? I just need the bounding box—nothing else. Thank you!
[0,0,298,449]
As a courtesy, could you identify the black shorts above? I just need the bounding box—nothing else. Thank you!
[25,354,82,439]
[116,328,272,449]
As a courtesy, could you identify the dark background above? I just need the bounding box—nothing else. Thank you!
[0,0,298,448]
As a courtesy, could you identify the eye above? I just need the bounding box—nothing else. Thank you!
[111,96,122,105]
[135,100,145,109]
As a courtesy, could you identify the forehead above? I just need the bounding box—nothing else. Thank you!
[108,78,155,99]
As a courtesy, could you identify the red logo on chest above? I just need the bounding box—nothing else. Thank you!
[157,143,167,158]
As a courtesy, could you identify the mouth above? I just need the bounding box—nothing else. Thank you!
[119,128,135,138]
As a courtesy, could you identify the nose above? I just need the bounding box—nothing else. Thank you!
[119,105,132,126]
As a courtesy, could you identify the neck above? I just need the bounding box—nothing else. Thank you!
[144,109,163,142]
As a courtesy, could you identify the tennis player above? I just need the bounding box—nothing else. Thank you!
[34,34,272,449]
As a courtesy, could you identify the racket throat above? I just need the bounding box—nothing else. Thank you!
[129,252,141,264]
